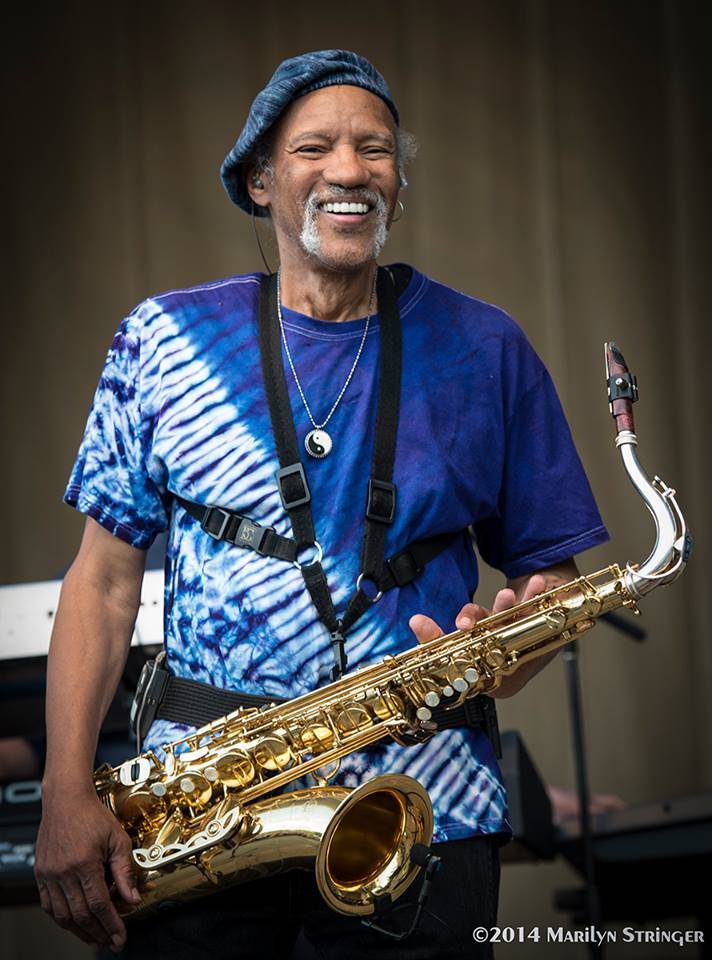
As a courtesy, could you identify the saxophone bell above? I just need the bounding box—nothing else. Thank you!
[121,774,433,919]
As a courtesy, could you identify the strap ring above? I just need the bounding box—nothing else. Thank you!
[293,540,324,569]
[356,572,383,603]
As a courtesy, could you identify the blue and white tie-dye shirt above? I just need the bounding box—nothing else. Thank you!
[65,265,609,842]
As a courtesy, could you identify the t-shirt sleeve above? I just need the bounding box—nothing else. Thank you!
[473,335,609,580]
[63,311,169,549]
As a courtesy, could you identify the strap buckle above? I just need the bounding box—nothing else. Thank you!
[366,479,396,523]
[276,462,311,510]
[232,517,274,555]
[201,506,232,540]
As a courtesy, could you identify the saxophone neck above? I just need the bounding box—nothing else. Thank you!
[605,342,692,598]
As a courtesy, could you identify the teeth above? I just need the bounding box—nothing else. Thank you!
[322,201,370,214]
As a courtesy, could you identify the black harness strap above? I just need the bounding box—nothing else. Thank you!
[340,266,401,637]
[259,272,345,672]
[175,495,298,562]
[259,267,403,679]
[259,271,318,551]
[174,492,461,589]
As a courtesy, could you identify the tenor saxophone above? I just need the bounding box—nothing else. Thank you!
[94,342,691,919]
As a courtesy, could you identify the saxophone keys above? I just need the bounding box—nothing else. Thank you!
[176,774,213,809]
[115,788,167,829]
[442,685,454,697]
[464,668,479,684]
[423,691,441,708]
[253,735,293,772]
[334,703,372,734]
[452,677,468,693]
[297,722,335,754]
[212,751,255,788]
[484,648,506,669]
[416,706,432,721]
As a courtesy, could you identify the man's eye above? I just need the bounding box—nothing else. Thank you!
[298,146,326,154]
[364,147,391,156]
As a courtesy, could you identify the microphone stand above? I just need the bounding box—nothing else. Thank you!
[560,612,646,960]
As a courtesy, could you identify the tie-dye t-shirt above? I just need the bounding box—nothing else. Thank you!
[65,264,608,842]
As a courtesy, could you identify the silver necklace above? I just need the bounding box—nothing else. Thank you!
[276,269,377,459]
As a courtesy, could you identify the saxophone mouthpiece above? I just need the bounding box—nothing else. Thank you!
[605,340,639,435]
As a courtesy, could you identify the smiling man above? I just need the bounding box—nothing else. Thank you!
[35,50,608,959]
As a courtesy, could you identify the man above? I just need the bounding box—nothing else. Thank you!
[35,50,608,958]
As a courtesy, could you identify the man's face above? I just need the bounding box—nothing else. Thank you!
[250,85,401,272]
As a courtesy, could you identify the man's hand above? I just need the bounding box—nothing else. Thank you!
[34,785,140,951]
[408,559,579,698]
[36,517,147,950]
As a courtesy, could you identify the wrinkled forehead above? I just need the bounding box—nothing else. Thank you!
[272,85,397,147]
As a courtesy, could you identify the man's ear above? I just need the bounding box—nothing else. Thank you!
[245,165,271,212]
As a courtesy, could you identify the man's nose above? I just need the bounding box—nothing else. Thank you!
[322,146,369,188]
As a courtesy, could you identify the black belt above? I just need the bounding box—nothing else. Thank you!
[143,666,501,756]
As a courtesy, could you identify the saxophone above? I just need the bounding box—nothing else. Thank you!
[94,342,690,919]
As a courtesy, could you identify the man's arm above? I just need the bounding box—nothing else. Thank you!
[409,557,580,697]
[34,517,146,952]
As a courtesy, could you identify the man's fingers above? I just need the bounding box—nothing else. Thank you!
[418,573,551,644]
[37,880,52,917]
[521,573,547,602]
[46,881,95,945]
[108,833,141,906]
[455,603,490,629]
[409,614,443,644]
[491,588,517,615]
[78,866,127,952]
[60,876,110,946]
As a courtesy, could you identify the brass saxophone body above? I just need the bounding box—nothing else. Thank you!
[94,342,690,919]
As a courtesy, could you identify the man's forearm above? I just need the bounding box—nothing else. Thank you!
[42,561,140,792]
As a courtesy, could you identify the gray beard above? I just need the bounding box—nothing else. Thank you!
[299,186,389,264]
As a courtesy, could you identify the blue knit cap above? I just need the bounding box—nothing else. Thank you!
[220,49,399,216]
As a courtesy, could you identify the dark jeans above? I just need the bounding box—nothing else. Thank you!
[109,834,503,960]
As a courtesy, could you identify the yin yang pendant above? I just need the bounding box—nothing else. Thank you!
[305,429,332,458]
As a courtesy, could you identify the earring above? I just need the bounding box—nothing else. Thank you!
[392,199,405,223]
[253,176,264,189]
